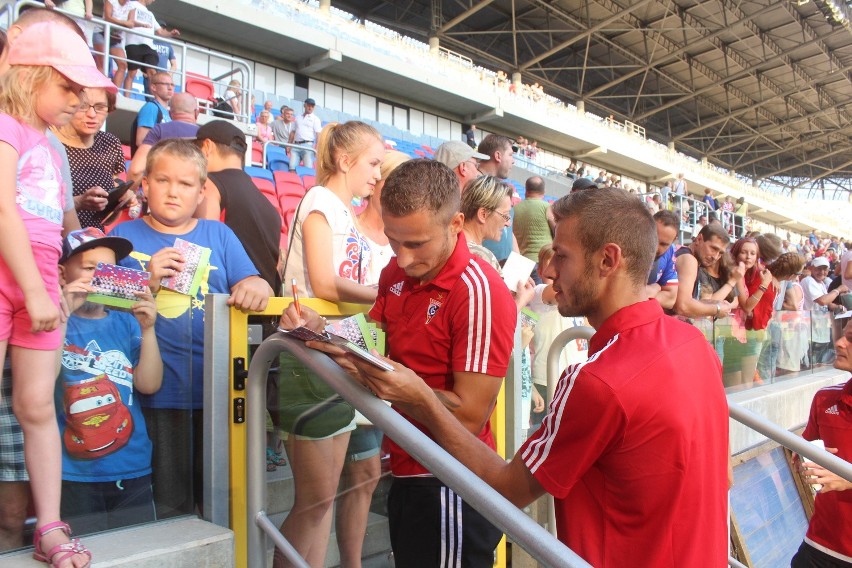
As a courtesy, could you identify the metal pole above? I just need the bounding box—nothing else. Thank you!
[728,401,852,481]
[245,334,591,568]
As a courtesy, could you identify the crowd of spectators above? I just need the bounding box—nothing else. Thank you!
[1,4,850,568]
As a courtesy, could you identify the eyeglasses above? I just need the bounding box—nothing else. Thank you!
[461,160,482,174]
[76,103,109,115]
[492,210,511,223]
[153,82,175,88]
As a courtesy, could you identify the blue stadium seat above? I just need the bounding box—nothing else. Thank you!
[295,165,315,178]
[244,166,274,182]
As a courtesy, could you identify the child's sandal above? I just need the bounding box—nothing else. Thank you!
[32,521,92,568]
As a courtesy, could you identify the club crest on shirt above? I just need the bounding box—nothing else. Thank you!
[426,297,442,324]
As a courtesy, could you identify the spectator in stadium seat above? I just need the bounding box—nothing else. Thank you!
[128,92,199,190]
[92,0,132,91]
[221,80,242,118]
[329,187,729,568]
[276,121,383,568]
[432,140,487,191]
[254,109,273,144]
[512,175,554,283]
[464,123,477,148]
[723,234,782,389]
[672,223,734,319]
[646,210,680,310]
[271,105,295,147]
[288,97,322,171]
[130,69,173,153]
[673,172,687,195]
[194,120,281,293]
[478,134,518,264]
[122,0,179,95]
[802,257,849,365]
[702,188,718,212]
[52,86,129,231]
[790,320,852,568]
[282,159,516,568]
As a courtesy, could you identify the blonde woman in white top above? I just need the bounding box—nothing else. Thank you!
[277,121,384,568]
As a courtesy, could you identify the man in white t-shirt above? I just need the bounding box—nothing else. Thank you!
[802,257,848,364]
[123,0,179,95]
[288,98,323,171]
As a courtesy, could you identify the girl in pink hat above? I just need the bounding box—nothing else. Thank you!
[0,20,115,568]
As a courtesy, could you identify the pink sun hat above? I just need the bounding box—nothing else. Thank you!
[7,21,117,93]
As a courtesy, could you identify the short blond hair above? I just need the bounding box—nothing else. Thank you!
[146,138,207,185]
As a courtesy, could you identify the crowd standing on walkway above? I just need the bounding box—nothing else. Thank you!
[0,5,848,568]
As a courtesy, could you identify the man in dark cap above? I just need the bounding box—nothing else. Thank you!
[288,97,323,171]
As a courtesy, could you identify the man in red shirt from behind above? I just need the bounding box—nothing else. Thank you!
[792,320,852,567]
[330,187,730,567]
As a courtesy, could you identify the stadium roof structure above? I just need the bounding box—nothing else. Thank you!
[334,0,852,199]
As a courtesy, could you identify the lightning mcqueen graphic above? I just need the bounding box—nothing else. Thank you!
[63,374,133,460]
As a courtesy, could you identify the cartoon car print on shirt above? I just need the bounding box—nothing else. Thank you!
[63,374,134,460]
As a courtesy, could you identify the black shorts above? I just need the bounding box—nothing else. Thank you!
[791,541,852,568]
[388,477,503,567]
[125,44,159,72]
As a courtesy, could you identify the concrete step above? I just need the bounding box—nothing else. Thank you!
[0,518,233,567]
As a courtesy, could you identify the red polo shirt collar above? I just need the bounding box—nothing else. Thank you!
[590,300,664,354]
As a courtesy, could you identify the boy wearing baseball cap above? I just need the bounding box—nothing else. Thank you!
[57,228,162,534]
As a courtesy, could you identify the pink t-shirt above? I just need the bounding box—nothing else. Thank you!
[0,113,65,252]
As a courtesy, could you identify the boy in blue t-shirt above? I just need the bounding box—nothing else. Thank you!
[110,138,272,518]
[57,228,162,534]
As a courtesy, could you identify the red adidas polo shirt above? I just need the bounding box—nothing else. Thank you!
[370,233,517,477]
[520,300,729,567]
[802,379,852,561]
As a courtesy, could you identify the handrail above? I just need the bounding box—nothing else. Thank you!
[261,139,316,169]
[13,1,253,122]
[245,333,592,568]
[728,401,852,481]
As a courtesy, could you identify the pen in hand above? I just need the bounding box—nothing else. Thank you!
[292,278,301,318]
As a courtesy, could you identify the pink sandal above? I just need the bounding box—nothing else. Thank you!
[32,521,92,568]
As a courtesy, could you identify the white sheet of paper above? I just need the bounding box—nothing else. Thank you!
[501,252,536,292]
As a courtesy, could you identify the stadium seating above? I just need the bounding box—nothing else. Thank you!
[184,72,216,111]
[273,170,303,188]
[245,166,274,183]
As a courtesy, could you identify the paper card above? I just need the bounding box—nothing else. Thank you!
[88,263,150,311]
[501,252,536,292]
[520,307,540,329]
[160,238,211,296]
[326,313,373,351]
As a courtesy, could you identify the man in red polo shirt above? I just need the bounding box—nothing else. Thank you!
[281,159,517,567]
[791,320,852,567]
[338,187,730,567]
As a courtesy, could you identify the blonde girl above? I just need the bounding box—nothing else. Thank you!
[0,21,117,568]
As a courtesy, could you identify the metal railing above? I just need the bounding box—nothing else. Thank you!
[13,1,253,123]
[244,332,591,568]
[260,139,316,169]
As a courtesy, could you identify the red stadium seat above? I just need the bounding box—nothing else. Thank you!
[251,177,280,211]
[121,145,132,161]
[274,170,303,189]
[301,175,316,189]
[184,72,215,102]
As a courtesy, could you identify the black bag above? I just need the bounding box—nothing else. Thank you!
[210,98,234,118]
[276,352,354,438]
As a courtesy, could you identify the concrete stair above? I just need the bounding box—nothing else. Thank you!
[264,461,393,567]
[0,518,233,567]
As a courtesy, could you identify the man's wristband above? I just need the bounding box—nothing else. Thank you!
[715,302,721,316]
[758,285,768,292]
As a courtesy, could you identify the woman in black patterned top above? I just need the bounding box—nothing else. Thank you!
[52,87,127,231]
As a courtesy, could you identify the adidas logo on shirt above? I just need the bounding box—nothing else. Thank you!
[390,281,404,296]
[825,404,840,415]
